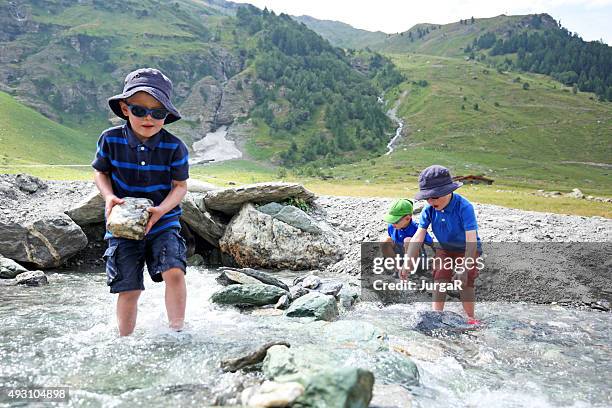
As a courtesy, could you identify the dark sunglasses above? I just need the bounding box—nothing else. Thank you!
[127,104,169,120]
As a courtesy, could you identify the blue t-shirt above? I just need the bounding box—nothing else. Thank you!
[388,220,433,246]
[92,123,189,239]
[418,193,481,252]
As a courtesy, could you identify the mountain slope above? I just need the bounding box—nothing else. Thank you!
[0,91,93,165]
[293,15,387,49]
[0,0,399,166]
[329,54,612,194]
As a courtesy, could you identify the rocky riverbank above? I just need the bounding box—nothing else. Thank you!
[1,174,611,308]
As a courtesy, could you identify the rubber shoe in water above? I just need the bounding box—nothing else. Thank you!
[467,318,481,325]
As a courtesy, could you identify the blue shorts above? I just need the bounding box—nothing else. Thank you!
[103,227,187,293]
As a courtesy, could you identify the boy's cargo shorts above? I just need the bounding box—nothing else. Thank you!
[432,248,480,288]
[103,227,187,293]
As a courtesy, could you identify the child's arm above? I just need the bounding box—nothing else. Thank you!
[400,227,427,280]
[464,230,478,263]
[144,179,188,234]
[93,170,124,219]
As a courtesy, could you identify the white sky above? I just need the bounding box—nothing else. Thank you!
[233,0,612,44]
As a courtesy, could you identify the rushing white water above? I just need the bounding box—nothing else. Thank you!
[384,91,408,155]
[189,126,242,165]
[1,268,610,407]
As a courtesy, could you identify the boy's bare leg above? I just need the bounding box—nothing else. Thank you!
[162,268,186,331]
[117,290,142,336]
[432,281,447,311]
[461,287,475,319]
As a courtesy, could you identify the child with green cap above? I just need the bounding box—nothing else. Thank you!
[381,199,433,276]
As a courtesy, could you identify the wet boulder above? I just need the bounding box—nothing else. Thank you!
[210,284,288,307]
[292,367,374,408]
[0,255,28,279]
[106,197,152,240]
[241,381,305,408]
[15,270,48,286]
[216,267,289,291]
[285,292,338,321]
[409,310,472,335]
[219,203,343,270]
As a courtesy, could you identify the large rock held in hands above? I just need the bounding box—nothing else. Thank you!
[219,203,343,270]
[106,197,152,240]
[204,182,316,215]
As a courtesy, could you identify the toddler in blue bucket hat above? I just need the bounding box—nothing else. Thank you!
[92,68,189,336]
[401,165,482,324]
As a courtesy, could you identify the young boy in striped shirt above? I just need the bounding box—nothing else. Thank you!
[92,68,189,336]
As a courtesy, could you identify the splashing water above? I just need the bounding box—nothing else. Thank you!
[0,268,610,407]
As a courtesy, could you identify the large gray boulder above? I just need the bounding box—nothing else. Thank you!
[285,292,338,321]
[106,197,152,240]
[219,203,343,270]
[0,214,87,268]
[258,203,322,234]
[210,284,288,306]
[180,193,226,246]
[0,255,28,279]
[64,188,105,226]
[204,182,316,215]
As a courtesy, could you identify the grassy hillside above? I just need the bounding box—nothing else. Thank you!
[1,1,398,167]
[293,15,387,50]
[0,91,94,165]
[328,54,612,195]
[296,14,536,57]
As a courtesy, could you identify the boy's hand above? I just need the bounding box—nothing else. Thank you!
[399,266,411,281]
[144,206,165,235]
[105,195,125,219]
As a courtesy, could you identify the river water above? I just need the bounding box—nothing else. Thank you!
[1,268,610,407]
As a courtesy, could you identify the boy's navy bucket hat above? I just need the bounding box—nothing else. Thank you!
[414,165,463,200]
[108,68,181,124]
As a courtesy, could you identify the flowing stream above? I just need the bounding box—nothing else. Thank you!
[1,268,610,407]
[384,91,408,155]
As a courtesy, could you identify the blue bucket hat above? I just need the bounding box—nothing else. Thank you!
[414,165,463,200]
[108,68,181,124]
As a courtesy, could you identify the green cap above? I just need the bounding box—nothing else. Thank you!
[383,199,413,223]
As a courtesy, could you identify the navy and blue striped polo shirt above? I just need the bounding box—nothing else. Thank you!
[92,123,189,238]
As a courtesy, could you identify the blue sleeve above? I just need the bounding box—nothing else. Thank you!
[461,201,478,231]
[418,206,432,229]
[387,224,393,237]
[170,141,189,181]
[91,133,111,172]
